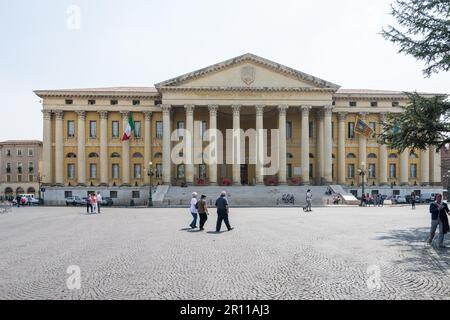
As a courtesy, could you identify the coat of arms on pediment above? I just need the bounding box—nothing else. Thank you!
[241,65,255,86]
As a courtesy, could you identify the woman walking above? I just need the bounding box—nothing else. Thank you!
[197,195,209,231]
[91,193,98,214]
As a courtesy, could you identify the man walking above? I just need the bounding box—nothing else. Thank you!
[197,195,209,231]
[304,189,312,212]
[96,192,102,214]
[215,191,233,232]
[189,192,198,229]
[86,194,93,214]
[426,194,450,248]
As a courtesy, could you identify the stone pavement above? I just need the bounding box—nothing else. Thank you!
[0,205,449,300]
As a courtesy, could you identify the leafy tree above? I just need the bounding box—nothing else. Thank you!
[378,92,450,152]
[382,0,450,77]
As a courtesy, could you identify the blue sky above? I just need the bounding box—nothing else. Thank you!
[0,0,449,140]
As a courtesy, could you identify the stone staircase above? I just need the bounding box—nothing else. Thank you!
[161,185,330,207]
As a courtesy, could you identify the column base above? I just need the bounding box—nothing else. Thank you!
[120,184,131,187]
[400,183,410,187]
[420,183,430,187]
[54,183,64,187]
[77,183,87,187]
[301,182,311,186]
[99,183,109,187]
[209,182,218,186]
[379,182,388,186]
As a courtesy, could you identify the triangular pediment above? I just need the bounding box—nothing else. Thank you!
[155,53,340,90]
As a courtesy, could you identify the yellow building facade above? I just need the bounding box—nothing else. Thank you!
[35,53,442,194]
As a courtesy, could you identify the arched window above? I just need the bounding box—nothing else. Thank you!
[89,152,99,158]
[5,187,13,195]
[27,187,36,194]
[111,152,121,158]
[309,153,314,159]
[133,152,143,158]
[154,152,162,158]
[16,187,24,195]
[347,153,356,159]
[388,153,398,159]
[368,153,377,159]
[67,153,77,158]
[409,152,418,159]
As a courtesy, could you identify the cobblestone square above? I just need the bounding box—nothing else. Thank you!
[0,205,449,300]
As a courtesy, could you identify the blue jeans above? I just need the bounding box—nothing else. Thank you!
[190,212,198,227]
[428,218,445,245]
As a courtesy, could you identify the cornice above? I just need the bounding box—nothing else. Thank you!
[158,86,337,93]
[34,90,160,99]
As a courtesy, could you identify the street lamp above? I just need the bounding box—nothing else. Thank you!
[358,161,366,206]
[147,162,154,207]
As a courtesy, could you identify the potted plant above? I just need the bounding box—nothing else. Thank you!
[290,177,300,186]
[222,178,232,186]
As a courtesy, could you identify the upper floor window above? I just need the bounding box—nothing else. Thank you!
[200,121,207,139]
[17,162,23,173]
[110,100,118,105]
[67,164,75,180]
[133,100,140,106]
[177,121,185,139]
[134,121,142,138]
[89,121,97,138]
[156,121,163,139]
[88,100,96,105]
[370,101,378,107]
[348,122,355,139]
[6,149,11,157]
[392,101,400,107]
[6,163,11,173]
[349,101,357,107]
[286,121,293,139]
[65,99,73,105]
[67,120,75,138]
[134,164,142,179]
[28,148,34,157]
[112,121,119,138]
[17,149,23,157]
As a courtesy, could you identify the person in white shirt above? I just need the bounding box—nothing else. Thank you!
[189,192,198,229]
[96,192,103,214]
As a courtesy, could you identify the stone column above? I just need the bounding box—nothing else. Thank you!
[185,105,195,185]
[76,111,87,186]
[337,112,347,185]
[430,146,442,186]
[255,105,265,185]
[161,105,172,185]
[400,148,410,186]
[278,105,289,185]
[323,105,333,184]
[379,113,388,186]
[208,105,219,186]
[121,111,131,186]
[42,110,53,184]
[99,111,109,186]
[144,111,152,185]
[420,148,430,186]
[301,106,312,185]
[54,111,64,186]
[316,111,324,184]
[232,105,241,185]
[358,113,367,185]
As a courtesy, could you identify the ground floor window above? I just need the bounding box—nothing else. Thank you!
[134,164,142,179]
[64,191,72,198]
[132,191,140,199]
[110,191,118,199]
[389,164,397,178]
[155,164,162,178]
[199,164,207,179]
[410,164,417,178]
[112,164,119,179]
[177,164,185,179]
[368,164,376,179]
[348,164,355,178]
[68,164,75,179]
[90,164,97,179]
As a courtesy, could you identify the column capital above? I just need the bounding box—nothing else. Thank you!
[42,110,52,120]
[358,112,368,120]
[160,104,172,113]
[278,105,289,116]
[98,111,108,120]
[232,105,241,116]
[75,110,86,119]
[301,105,312,115]
[337,112,348,122]
[54,110,64,120]
[120,111,129,120]
[208,105,219,116]
[143,111,153,121]
[255,105,265,116]
[324,105,334,116]
[184,104,195,116]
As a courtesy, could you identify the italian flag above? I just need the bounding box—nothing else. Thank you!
[121,113,135,141]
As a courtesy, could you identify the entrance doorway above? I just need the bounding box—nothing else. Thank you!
[240,164,248,185]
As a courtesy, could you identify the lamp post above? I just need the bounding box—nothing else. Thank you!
[358,162,366,206]
[147,162,154,207]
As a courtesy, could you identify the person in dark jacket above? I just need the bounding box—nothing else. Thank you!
[426,194,450,248]
[215,191,233,232]
[197,195,209,231]
[86,195,93,214]
[411,192,417,210]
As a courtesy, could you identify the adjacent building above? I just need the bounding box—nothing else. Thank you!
[0,140,43,200]
[34,53,444,205]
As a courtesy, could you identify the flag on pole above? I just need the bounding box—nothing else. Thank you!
[354,116,374,137]
[121,113,135,141]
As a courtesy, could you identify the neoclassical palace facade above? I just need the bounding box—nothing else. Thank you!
[35,54,442,192]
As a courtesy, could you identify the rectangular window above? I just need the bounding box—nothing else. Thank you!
[110,191,118,199]
[68,164,75,179]
[392,101,399,107]
[6,149,11,157]
[156,164,162,178]
[156,121,163,139]
[89,121,97,138]
[88,100,96,105]
[309,121,314,138]
[309,163,313,179]
[370,101,378,107]
[349,101,357,107]
[177,121,185,139]
[369,122,376,138]
[64,191,73,198]
[112,164,119,179]
[65,99,73,105]
[90,164,97,179]
[17,162,23,173]
[348,122,355,139]
[134,121,142,138]
[17,149,23,157]
[133,100,140,106]
[199,164,207,179]
[29,162,34,173]
[200,121,207,139]
[134,164,142,179]
[67,120,75,138]
[112,121,119,138]
[390,164,397,178]
[17,175,22,182]
[132,191,140,199]
[29,175,34,182]
[286,121,293,139]
[28,148,34,157]
[368,164,376,178]
[177,164,185,179]
[6,163,11,173]
[6,175,11,182]
[410,164,417,178]
[348,164,355,178]
[110,100,118,105]
[287,164,292,179]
